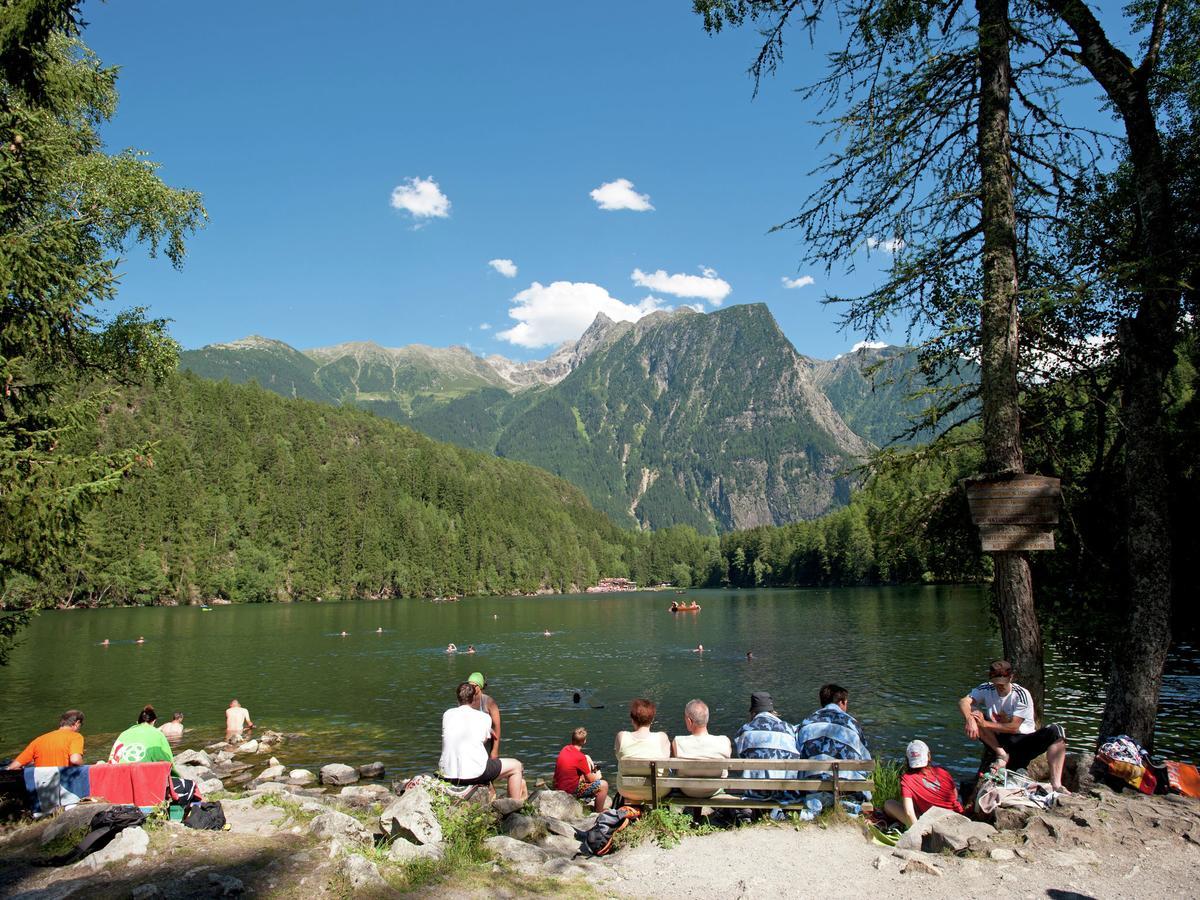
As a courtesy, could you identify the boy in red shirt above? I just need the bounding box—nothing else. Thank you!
[884,739,963,827]
[554,727,608,812]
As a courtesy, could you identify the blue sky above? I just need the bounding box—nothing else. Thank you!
[83,1,1128,362]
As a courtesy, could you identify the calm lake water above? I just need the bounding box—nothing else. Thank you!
[2,587,1197,780]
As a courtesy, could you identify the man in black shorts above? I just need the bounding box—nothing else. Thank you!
[958,659,1069,792]
[438,682,527,800]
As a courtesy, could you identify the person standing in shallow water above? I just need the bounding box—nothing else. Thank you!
[159,711,185,743]
[225,699,254,742]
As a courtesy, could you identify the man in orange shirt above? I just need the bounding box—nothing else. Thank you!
[6,710,86,768]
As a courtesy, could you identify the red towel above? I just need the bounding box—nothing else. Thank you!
[88,762,171,806]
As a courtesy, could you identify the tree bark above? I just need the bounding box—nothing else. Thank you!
[1042,0,1177,750]
[976,0,1045,711]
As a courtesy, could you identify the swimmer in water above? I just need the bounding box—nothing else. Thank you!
[446,643,457,653]
[376,627,383,633]
[136,636,145,644]
[573,691,582,704]
[467,645,476,654]
[746,650,754,659]
[340,630,348,637]
[692,644,704,653]
[543,630,552,637]
[101,639,110,646]
[493,614,498,620]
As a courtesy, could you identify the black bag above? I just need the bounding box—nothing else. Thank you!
[574,805,640,857]
[183,801,226,830]
[42,806,147,866]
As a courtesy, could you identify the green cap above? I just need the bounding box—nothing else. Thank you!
[468,672,486,687]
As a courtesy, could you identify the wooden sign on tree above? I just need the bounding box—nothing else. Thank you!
[965,475,1062,552]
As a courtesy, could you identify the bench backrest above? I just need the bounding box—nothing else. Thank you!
[617,757,875,802]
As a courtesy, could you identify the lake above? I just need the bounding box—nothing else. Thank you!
[2,586,1197,781]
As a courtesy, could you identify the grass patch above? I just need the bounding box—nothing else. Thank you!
[871,759,903,806]
[37,824,91,859]
[616,806,715,850]
[253,792,318,826]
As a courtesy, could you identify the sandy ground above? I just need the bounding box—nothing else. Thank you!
[602,818,1199,899]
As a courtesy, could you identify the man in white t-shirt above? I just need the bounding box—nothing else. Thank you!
[439,682,527,801]
[671,699,732,799]
[958,659,1069,791]
[225,699,253,742]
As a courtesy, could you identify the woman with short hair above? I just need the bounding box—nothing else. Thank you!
[614,697,671,802]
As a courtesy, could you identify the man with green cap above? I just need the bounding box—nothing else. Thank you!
[468,672,501,759]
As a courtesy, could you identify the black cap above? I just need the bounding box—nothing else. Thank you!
[749,691,775,715]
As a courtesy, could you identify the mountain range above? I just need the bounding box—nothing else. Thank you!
[180,305,973,532]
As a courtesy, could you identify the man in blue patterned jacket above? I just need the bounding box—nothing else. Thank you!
[795,683,872,816]
[733,691,804,805]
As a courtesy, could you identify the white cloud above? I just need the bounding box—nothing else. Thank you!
[498,281,666,348]
[488,258,518,278]
[479,323,492,331]
[390,176,451,219]
[866,236,905,254]
[782,275,815,289]
[589,178,654,212]
[851,340,889,352]
[630,267,731,305]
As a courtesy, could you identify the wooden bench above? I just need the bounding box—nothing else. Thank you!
[617,757,875,811]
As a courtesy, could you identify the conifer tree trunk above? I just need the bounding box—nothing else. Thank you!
[1043,0,1177,749]
[976,0,1045,711]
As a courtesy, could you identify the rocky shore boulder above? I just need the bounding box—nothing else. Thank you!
[309,810,372,846]
[174,749,213,769]
[358,762,385,778]
[72,825,149,870]
[895,806,957,851]
[923,814,997,853]
[289,768,316,785]
[389,839,445,863]
[320,763,359,786]
[485,834,549,872]
[528,790,581,821]
[380,783,442,845]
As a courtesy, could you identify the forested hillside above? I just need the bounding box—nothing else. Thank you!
[4,374,720,608]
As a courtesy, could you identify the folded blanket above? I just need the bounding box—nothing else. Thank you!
[23,766,90,815]
[88,762,172,807]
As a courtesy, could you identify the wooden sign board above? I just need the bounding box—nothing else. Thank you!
[978,524,1056,552]
[966,475,1061,525]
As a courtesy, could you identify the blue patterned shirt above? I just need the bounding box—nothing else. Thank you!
[733,711,804,802]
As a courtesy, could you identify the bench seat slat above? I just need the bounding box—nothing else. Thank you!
[617,758,875,774]
[655,777,875,793]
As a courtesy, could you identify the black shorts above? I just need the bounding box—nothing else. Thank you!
[982,724,1067,771]
[442,756,502,787]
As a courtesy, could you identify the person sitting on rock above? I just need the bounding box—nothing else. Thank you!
[555,727,609,812]
[5,710,85,769]
[158,711,185,743]
[614,697,671,804]
[439,681,527,801]
[958,659,1069,792]
[671,699,732,800]
[109,705,174,764]
[794,683,873,817]
[884,740,963,827]
[225,699,254,743]
[733,691,804,805]
[468,672,502,758]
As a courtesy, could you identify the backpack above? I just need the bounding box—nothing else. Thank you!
[183,801,227,830]
[574,805,641,857]
[41,806,147,866]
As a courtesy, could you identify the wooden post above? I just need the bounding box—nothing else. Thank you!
[832,761,840,806]
[649,763,659,811]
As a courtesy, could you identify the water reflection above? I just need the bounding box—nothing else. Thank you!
[1,587,1196,781]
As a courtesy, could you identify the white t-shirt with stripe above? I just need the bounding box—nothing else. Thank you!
[969,682,1037,734]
